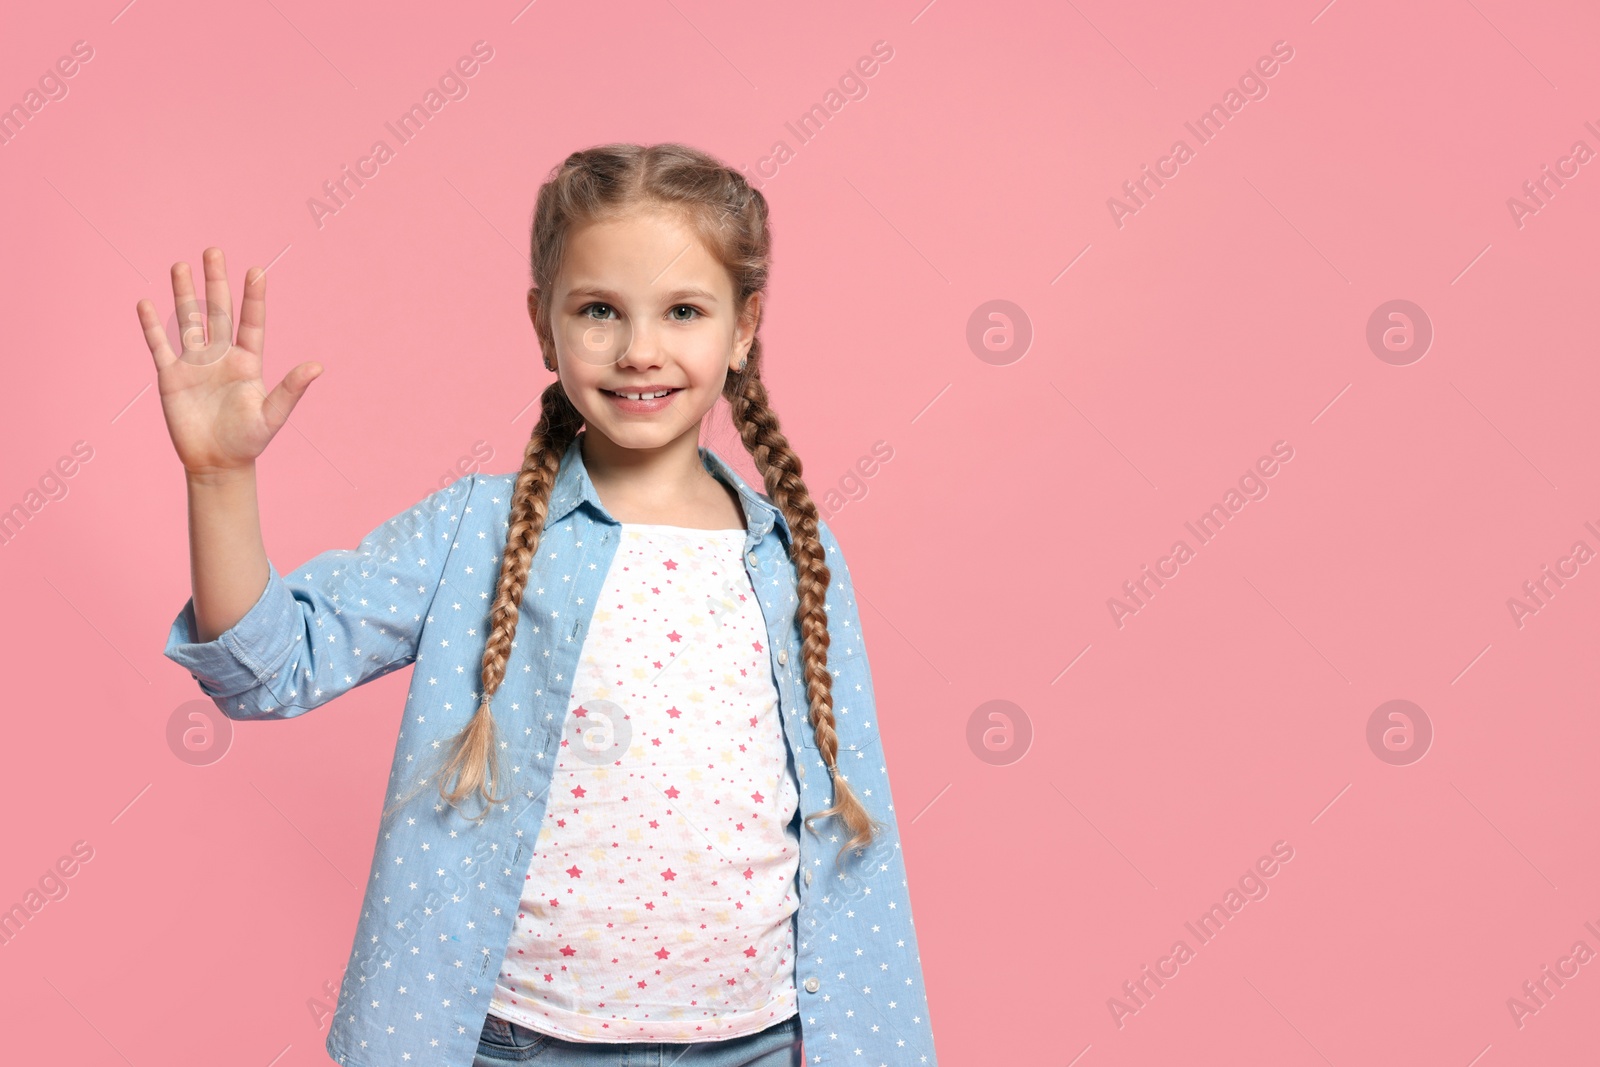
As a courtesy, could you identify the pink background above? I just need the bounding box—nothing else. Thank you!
[3,0,1599,1063]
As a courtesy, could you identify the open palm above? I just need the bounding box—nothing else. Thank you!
[137,247,322,477]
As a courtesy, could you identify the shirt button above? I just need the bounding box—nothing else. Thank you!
[778,649,788,665]
[804,869,812,885]
[804,977,820,993]
[747,551,759,568]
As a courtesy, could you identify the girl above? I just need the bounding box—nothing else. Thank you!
[149,143,938,1067]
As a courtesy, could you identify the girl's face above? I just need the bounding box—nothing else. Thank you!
[536,206,759,453]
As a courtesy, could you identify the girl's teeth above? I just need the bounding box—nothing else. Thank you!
[615,389,673,399]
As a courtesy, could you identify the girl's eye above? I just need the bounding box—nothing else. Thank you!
[578,303,700,322]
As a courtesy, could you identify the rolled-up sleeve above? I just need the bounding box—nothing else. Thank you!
[162,473,477,721]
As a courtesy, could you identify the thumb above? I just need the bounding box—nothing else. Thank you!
[261,361,323,436]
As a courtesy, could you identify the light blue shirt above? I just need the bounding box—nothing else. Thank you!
[163,431,939,1066]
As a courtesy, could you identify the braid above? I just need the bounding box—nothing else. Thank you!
[727,352,883,864]
[380,382,583,825]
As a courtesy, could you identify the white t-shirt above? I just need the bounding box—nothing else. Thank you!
[488,523,802,1042]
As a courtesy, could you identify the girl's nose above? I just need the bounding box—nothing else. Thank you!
[612,322,666,368]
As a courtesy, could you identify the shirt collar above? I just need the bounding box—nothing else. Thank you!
[545,430,792,545]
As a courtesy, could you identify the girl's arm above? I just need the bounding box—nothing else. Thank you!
[186,464,269,643]
[142,246,472,720]
[136,246,322,639]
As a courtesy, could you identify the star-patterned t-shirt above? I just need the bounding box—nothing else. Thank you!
[488,522,802,1043]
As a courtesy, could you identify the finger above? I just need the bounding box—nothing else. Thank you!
[203,247,233,349]
[170,260,205,353]
[136,298,177,371]
[236,266,265,356]
[260,361,323,437]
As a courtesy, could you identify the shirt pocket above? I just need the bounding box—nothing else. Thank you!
[773,647,820,752]
[790,708,823,752]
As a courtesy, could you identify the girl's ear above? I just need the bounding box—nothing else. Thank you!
[529,288,558,371]
[735,292,762,358]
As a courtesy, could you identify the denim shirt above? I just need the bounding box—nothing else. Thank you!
[162,432,939,1067]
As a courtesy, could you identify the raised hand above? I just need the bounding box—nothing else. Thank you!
[137,247,323,477]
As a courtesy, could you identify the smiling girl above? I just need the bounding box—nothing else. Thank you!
[151,143,939,1067]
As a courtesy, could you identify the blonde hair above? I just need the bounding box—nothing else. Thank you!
[387,143,880,863]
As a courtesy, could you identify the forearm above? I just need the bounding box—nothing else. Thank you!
[185,464,270,643]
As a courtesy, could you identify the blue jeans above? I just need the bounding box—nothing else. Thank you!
[471,1011,802,1067]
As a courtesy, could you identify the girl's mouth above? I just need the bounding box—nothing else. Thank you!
[601,387,682,413]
